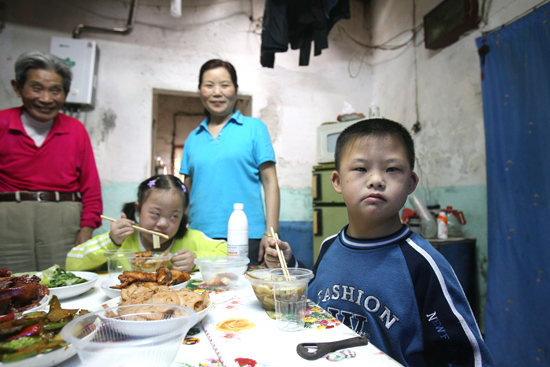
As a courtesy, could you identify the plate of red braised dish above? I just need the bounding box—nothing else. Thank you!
[0,268,50,316]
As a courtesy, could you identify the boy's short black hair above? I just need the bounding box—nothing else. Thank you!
[334,118,415,172]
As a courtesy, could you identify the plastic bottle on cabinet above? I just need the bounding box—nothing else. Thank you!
[227,203,249,259]
[408,215,421,234]
[437,210,448,239]
[408,194,437,239]
[445,206,466,237]
[427,202,441,221]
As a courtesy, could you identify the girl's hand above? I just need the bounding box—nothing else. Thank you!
[264,237,293,268]
[109,213,135,246]
[171,249,197,273]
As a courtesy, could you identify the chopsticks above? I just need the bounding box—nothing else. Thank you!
[100,215,170,246]
[270,227,290,277]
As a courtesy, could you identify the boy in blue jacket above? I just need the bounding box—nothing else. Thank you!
[265,118,494,367]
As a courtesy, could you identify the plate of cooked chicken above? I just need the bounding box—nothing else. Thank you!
[101,267,190,298]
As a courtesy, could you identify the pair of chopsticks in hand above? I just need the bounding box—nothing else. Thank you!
[270,227,290,277]
[100,215,168,249]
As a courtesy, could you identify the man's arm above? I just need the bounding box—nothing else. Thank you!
[75,226,94,245]
[76,125,102,231]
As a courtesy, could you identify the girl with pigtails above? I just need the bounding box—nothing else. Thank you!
[66,174,227,272]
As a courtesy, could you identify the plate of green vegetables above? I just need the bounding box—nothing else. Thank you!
[14,265,98,300]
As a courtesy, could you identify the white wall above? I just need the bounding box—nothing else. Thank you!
[368,0,544,189]
[0,0,372,192]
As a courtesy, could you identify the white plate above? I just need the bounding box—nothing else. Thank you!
[48,271,99,300]
[102,295,211,326]
[0,344,76,367]
[100,278,189,299]
[22,294,50,315]
[97,300,196,337]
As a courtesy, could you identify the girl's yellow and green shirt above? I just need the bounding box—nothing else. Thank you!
[66,229,227,271]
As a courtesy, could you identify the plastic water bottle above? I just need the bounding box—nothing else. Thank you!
[227,203,248,259]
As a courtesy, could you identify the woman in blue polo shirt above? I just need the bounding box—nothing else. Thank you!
[180,59,280,266]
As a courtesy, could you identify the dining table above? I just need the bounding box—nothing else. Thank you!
[57,271,403,367]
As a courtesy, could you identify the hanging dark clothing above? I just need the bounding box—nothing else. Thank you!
[260,0,351,68]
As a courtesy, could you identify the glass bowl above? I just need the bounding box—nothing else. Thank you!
[244,269,277,310]
[61,303,196,367]
[128,252,172,272]
[194,256,249,289]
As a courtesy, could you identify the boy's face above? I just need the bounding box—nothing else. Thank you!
[331,134,418,238]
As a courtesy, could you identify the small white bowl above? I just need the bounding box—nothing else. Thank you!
[100,278,189,299]
[48,271,99,300]
[102,295,211,326]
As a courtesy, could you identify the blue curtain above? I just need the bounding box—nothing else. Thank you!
[476,4,550,366]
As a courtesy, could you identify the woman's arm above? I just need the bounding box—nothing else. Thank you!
[258,161,280,264]
[183,176,193,193]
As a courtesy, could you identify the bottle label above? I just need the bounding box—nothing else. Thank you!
[437,212,448,239]
[227,244,248,258]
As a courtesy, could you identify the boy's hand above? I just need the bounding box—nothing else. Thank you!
[264,237,293,268]
[171,249,197,273]
[257,235,270,265]
[109,213,135,245]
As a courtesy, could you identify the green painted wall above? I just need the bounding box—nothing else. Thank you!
[94,182,139,235]
[280,188,313,221]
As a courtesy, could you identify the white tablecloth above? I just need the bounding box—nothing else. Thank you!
[56,273,402,367]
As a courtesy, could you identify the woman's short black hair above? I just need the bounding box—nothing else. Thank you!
[122,174,190,239]
[198,59,239,118]
[198,59,238,92]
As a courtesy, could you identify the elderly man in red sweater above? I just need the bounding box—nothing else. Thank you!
[0,51,102,272]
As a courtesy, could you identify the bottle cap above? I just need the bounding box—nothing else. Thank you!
[234,203,244,210]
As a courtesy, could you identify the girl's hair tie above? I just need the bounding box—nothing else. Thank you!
[181,184,187,193]
[147,179,157,188]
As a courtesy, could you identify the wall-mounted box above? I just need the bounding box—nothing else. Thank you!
[50,37,99,110]
[424,0,479,50]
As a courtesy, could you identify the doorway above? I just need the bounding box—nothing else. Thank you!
[151,89,252,179]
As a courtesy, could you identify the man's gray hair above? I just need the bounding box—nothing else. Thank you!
[14,51,72,95]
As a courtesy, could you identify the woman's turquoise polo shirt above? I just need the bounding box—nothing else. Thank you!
[180,110,276,239]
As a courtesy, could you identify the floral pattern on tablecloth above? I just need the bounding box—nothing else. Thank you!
[265,301,341,329]
[173,358,224,367]
[305,302,342,329]
[187,278,229,294]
